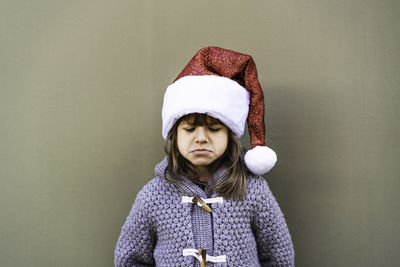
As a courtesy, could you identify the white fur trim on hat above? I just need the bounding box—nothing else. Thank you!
[162,75,250,139]
[244,146,277,175]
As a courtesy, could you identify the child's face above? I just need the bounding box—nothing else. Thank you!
[177,117,228,169]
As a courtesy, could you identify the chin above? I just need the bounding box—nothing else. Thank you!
[191,159,213,166]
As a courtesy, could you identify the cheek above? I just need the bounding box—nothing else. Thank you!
[217,132,229,153]
[222,136,228,152]
[176,131,189,152]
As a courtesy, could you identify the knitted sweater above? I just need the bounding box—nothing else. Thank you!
[114,157,294,266]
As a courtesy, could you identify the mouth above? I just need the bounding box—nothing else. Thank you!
[191,149,212,155]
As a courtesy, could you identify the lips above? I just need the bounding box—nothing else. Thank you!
[191,148,211,152]
[191,149,212,155]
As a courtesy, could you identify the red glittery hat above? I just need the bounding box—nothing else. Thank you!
[162,46,277,175]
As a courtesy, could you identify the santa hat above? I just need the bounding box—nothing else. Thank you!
[161,46,277,175]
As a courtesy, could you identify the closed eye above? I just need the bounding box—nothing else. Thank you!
[209,127,221,132]
[184,128,195,132]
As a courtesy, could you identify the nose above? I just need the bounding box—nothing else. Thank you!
[195,127,208,143]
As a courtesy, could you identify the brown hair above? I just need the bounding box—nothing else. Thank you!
[164,113,248,201]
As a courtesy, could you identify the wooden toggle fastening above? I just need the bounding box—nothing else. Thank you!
[192,196,212,212]
[198,248,207,267]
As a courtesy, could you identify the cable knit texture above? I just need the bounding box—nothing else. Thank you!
[114,157,294,266]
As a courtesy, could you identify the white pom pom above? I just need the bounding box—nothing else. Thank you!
[244,146,277,175]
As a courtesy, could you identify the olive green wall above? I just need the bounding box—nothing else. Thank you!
[1,0,399,266]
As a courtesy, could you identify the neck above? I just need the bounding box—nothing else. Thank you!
[197,166,211,182]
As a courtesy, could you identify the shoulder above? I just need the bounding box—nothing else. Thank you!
[246,174,272,197]
[136,175,173,201]
[244,173,280,211]
[134,175,180,211]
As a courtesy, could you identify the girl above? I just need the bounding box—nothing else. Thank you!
[114,47,295,266]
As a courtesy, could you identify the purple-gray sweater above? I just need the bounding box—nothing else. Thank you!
[114,157,294,266]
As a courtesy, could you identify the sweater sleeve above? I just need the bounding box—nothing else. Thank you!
[252,178,295,267]
[114,187,156,267]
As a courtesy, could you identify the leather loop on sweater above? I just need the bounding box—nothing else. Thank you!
[181,196,224,204]
[181,196,224,213]
[182,248,227,263]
